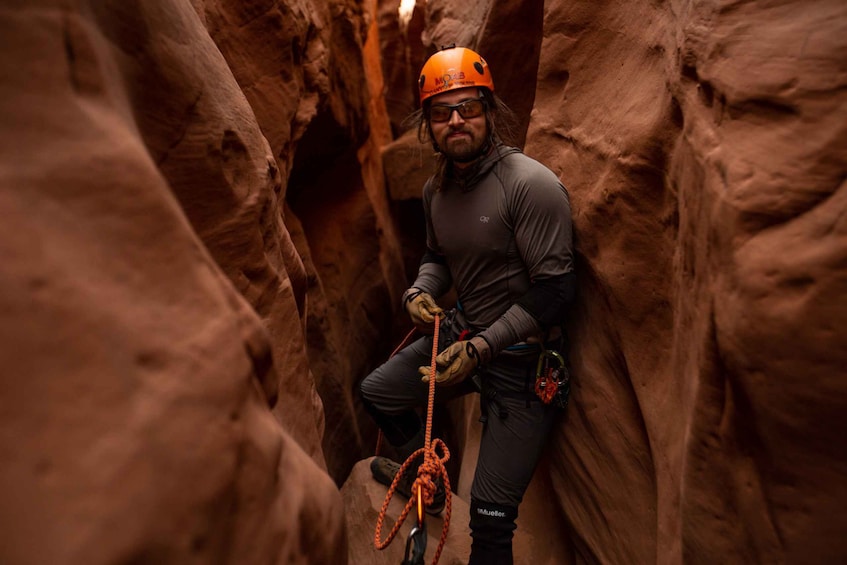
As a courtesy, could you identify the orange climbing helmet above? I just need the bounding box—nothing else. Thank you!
[418,45,495,105]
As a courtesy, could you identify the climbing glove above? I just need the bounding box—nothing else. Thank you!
[405,288,443,333]
[419,336,491,386]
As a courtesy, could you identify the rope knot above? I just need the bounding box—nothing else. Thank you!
[413,475,437,507]
[374,314,453,564]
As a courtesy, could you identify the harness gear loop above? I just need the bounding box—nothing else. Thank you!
[374,314,453,565]
[478,386,509,424]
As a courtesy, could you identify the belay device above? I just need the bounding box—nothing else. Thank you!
[534,349,571,409]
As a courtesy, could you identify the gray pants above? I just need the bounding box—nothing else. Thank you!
[360,309,555,508]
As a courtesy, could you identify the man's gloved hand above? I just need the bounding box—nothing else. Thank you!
[419,336,491,386]
[405,289,443,333]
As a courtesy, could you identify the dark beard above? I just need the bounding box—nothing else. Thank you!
[442,134,489,163]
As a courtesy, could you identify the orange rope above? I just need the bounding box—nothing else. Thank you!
[373,314,452,564]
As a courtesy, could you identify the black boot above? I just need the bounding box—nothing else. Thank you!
[468,499,518,565]
[361,398,445,514]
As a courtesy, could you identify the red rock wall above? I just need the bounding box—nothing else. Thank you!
[0,0,400,563]
[3,0,845,564]
[379,0,847,563]
[525,1,847,563]
[185,0,392,487]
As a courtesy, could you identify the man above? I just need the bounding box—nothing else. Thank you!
[361,45,575,565]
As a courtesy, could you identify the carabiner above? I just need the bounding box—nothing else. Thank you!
[536,349,565,382]
[535,349,569,406]
[402,523,427,565]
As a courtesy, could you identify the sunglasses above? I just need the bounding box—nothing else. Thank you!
[428,98,486,123]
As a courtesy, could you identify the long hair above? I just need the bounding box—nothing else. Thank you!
[402,89,521,192]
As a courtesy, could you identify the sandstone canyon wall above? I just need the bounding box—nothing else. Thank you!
[1,1,845,565]
[1,0,390,563]
[523,1,847,563]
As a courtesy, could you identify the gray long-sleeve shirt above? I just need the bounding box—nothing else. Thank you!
[413,144,573,356]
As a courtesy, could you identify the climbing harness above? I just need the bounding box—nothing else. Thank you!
[374,313,452,565]
[478,385,509,425]
[534,348,571,409]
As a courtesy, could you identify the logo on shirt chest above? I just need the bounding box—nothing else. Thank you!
[479,215,490,223]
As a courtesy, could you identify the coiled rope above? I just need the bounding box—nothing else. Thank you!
[373,313,452,564]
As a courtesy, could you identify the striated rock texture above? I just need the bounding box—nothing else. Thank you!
[0,0,401,563]
[525,1,847,563]
[197,0,407,484]
[376,0,847,564]
[2,0,845,564]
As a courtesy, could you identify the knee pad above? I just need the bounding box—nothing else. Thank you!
[468,498,518,565]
